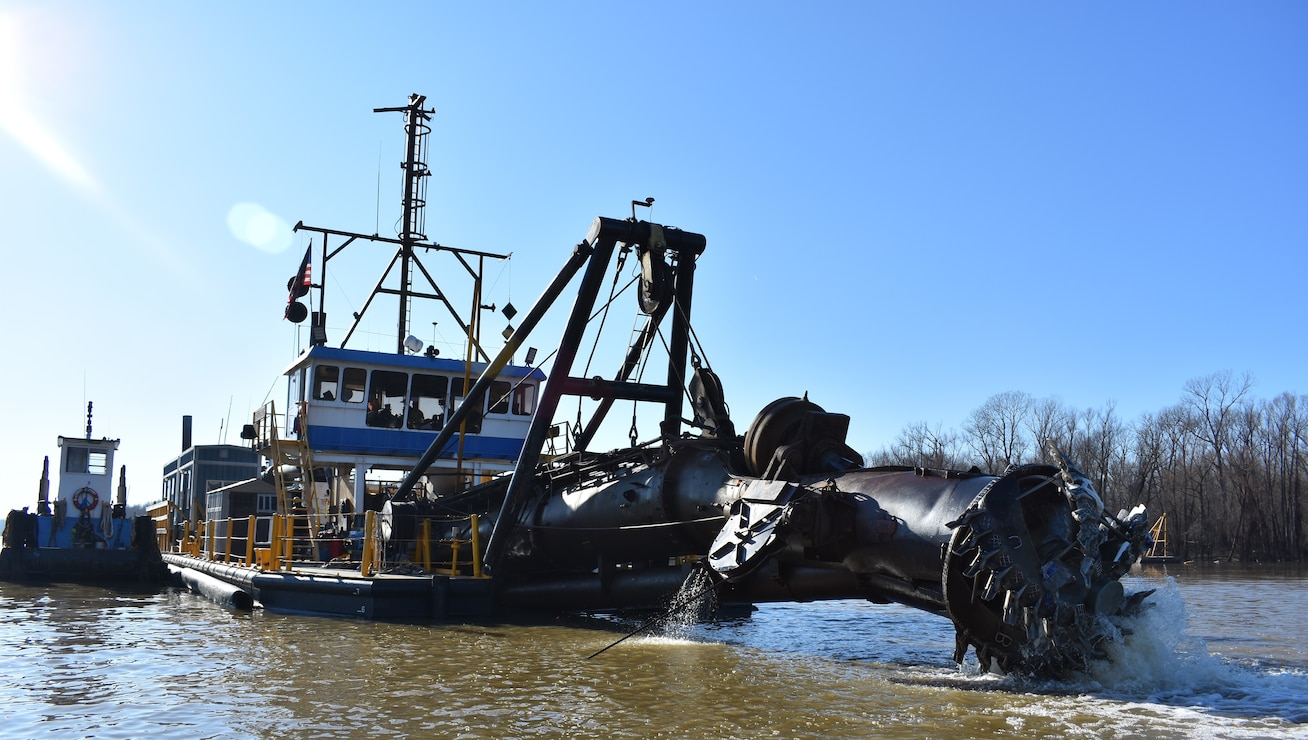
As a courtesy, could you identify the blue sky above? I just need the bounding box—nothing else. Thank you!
[1,2,1304,510]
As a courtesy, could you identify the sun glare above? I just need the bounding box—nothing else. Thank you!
[228,202,294,254]
[0,12,97,191]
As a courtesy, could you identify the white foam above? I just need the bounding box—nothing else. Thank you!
[1081,577,1308,727]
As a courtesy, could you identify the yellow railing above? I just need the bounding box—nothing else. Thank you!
[170,511,487,578]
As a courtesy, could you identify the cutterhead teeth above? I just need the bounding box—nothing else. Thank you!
[963,549,987,577]
[946,508,984,530]
[1025,607,1040,642]
[1002,590,1021,626]
[954,529,978,554]
[952,630,970,664]
[1120,589,1155,617]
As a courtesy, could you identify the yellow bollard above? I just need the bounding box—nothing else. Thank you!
[270,515,283,571]
[420,519,432,573]
[245,515,256,566]
[470,513,483,578]
[360,510,377,577]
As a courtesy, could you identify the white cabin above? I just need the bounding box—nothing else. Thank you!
[284,345,545,495]
[55,435,120,513]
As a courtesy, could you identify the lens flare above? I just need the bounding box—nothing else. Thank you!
[0,12,96,190]
[227,202,293,253]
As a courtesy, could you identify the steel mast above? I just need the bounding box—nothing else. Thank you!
[294,95,509,357]
[375,94,431,354]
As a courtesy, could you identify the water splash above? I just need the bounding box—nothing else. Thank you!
[655,566,719,641]
[1081,577,1308,725]
[1090,577,1217,689]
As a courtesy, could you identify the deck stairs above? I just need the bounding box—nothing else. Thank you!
[251,401,318,561]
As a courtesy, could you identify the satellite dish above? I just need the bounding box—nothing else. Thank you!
[404,334,424,354]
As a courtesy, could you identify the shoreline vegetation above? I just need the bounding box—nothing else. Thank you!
[865,371,1306,563]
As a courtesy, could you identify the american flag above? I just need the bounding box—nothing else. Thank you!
[284,243,312,318]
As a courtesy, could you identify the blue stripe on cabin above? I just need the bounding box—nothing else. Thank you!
[306,425,526,461]
[286,345,546,380]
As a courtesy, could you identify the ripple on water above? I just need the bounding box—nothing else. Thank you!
[2,574,1306,738]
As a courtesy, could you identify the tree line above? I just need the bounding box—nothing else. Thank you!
[863,371,1306,563]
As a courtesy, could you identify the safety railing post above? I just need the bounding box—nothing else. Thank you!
[281,512,295,569]
[361,510,377,577]
[271,514,283,571]
[470,513,483,578]
[420,519,432,572]
[206,519,215,561]
[245,515,256,566]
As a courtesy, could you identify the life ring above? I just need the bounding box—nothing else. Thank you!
[72,487,99,512]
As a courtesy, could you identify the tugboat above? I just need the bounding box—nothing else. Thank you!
[1,403,166,584]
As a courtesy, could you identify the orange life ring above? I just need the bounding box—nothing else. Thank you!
[72,487,99,512]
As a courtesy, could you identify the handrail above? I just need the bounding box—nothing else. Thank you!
[172,510,487,580]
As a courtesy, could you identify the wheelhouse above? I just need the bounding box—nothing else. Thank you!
[284,345,545,488]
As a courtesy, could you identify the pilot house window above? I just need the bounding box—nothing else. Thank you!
[489,381,511,415]
[408,374,448,430]
[367,370,407,428]
[313,365,339,401]
[450,377,483,434]
[66,448,88,473]
[64,448,108,475]
[512,383,537,417]
[342,367,366,403]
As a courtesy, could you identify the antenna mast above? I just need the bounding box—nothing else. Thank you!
[375,94,433,353]
[292,95,509,358]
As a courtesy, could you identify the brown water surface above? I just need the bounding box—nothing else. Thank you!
[1,565,1304,738]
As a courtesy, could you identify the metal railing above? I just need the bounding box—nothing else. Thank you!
[169,511,485,578]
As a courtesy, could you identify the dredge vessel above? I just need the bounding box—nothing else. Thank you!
[163,94,1155,676]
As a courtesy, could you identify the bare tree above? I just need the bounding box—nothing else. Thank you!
[896,420,963,469]
[865,420,963,470]
[964,391,1033,473]
[1026,397,1075,458]
[1128,410,1167,514]
[1184,371,1254,561]
[862,374,1306,561]
[1086,401,1126,502]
